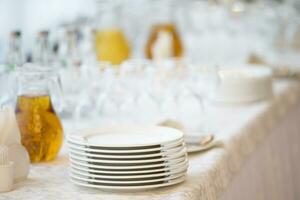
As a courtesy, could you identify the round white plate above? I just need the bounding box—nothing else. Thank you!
[67,125,183,148]
[67,139,184,154]
[69,149,187,164]
[186,140,223,153]
[70,165,187,179]
[69,156,187,170]
[70,171,186,184]
[68,145,185,159]
[69,175,186,191]
[70,160,188,175]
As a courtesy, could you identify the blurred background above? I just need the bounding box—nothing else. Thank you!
[1,0,300,130]
[0,0,300,65]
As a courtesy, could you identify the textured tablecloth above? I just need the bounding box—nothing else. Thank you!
[220,93,300,200]
[1,80,300,200]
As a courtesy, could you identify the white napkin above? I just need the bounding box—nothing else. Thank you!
[0,107,29,182]
[0,107,21,145]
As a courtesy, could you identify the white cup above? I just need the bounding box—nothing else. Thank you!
[0,161,14,193]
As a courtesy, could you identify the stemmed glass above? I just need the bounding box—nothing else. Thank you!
[184,64,220,134]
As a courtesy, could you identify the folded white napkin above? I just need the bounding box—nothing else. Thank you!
[0,107,21,145]
[0,107,29,182]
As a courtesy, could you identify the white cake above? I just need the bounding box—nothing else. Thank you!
[213,67,273,104]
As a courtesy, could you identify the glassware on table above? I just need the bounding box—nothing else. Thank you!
[32,30,53,65]
[186,65,220,133]
[61,29,82,67]
[4,31,24,71]
[15,64,63,163]
[94,2,130,65]
[145,1,183,60]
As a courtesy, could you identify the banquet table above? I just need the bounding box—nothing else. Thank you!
[1,80,300,200]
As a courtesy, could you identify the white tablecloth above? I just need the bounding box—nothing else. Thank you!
[221,97,300,200]
[1,80,300,200]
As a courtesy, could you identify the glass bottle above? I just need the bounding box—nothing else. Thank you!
[15,64,63,163]
[5,31,24,71]
[94,2,130,65]
[61,29,82,67]
[145,1,183,60]
[33,30,52,65]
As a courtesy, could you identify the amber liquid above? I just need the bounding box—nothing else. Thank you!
[145,23,183,59]
[15,95,63,163]
[95,29,130,65]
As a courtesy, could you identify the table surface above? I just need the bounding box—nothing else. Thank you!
[1,80,300,200]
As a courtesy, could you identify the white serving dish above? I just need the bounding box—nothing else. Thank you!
[67,125,183,148]
[70,160,188,175]
[69,175,186,191]
[66,138,184,154]
[68,145,185,159]
[70,156,188,170]
[69,148,186,164]
[70,164,187,179]
[70,171,186,184]
[213,67,273,104]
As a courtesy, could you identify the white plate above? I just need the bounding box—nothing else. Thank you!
[68,145,185,159]
[70,164,187,179]
[186,140,223,153]
[70,156,187,170]
[67,125,183,148]
[69,147,187,163]
[70,171,186,184]
[69,175,186,191]
[69,149,187,164]
[70,160,188,175]
[69,145,186,159]
[67,139,184,154]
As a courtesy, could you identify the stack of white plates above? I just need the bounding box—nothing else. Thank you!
[66,126,188,191]
[213,67,273,104]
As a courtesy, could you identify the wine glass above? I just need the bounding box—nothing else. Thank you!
[185,64,220,134]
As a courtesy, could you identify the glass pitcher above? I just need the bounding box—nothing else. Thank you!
[94,2,130,65]
[145,1,183,60]
[14,64,63,163]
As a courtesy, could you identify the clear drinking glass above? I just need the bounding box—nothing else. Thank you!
[185,65,220,133]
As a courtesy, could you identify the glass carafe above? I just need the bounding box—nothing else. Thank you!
[94,2,130,65]
[15,64,63,163]
[145,1,183,60]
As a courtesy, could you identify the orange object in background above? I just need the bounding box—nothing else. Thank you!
[95,29,130,65]
[145,23,183,60]
[16,95,63,163]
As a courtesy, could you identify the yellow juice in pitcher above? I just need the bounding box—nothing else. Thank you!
[95,29,130,65]
[15,95,63,163]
